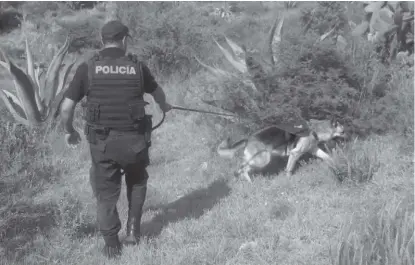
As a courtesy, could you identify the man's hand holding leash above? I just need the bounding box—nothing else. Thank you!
[160,102,173,113]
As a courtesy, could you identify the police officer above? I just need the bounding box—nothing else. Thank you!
[60,20,172,259]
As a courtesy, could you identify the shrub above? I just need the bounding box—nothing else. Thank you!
[197,1,414,140]
[115,2,229,79]
[328,137,381,184]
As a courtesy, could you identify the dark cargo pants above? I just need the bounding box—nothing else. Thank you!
[89,130,149,246]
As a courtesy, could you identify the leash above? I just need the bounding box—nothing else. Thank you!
[151,105,237,132]
[151,111,165,131]
[171,105,237,117]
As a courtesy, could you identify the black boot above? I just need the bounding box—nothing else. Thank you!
[124,185,147,245]
[124,215,140,245]
[102,236,122,259]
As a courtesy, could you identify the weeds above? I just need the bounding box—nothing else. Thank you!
[328,137,381,184]
[332,200,414,265]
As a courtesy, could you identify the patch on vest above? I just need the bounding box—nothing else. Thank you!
[95,65,137,75]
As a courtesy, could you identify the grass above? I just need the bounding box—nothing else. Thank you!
[332,201,414,265]
[0,105,413,265]
[0,2,414,265]
[328,137,382,184]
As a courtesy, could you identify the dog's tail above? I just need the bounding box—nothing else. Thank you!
[217,138,248,159]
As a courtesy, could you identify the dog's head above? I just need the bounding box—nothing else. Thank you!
[330,118,346,139]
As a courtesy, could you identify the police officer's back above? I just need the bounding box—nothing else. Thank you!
[60,20,172,259]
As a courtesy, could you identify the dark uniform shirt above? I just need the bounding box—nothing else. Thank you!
[64,47,159,102]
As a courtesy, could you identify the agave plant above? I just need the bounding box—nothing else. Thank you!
[0,37,75,127]
[194,13,285,117]
[196,9,343,90]
[351,1,414,61]
[196,14,285,93]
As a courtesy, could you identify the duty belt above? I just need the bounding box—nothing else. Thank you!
[85,123,146,143]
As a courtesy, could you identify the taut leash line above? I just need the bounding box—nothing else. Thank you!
[171,105,237,117]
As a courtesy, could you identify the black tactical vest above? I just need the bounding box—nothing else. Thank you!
[83,52,148,131]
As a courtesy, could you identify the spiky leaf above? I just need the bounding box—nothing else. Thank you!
[56,60,76,97]
[0,89,25,117]
[268,15,284,65]
[0,51,41,123]
[273,15,284,44]
[320,27,335,41]
[194,55,234,78]
[43,37,70,107]
[50,85,69,121]
[0,89,29,125]
[224,36,245,61]
[25,39,37,86]
[214,38,247,73]
[34,67,42,91]
[25,39,45,114]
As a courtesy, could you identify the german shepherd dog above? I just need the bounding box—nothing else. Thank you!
[217,118,346,182]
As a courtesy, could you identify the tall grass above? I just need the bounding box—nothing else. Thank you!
[332,200,414,265]
[328,137,381,184]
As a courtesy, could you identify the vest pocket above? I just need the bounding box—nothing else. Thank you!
[128,101,149,121]
[85,102,100,122]
[84,124,109,145]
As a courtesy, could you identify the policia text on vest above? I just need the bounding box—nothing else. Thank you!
[95,65,137,75]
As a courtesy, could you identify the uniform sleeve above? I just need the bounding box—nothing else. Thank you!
[141,64,159,94]
[63,62,88,102]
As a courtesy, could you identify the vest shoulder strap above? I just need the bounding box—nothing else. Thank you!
[86,52,100,96]
[126,52,144,89]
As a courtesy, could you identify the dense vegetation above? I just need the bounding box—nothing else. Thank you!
[0,2,413,265]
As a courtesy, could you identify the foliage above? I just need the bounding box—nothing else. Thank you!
[332,201,414,265]
[115,2,227,79]
[64,1,99,11]
[328,137,381,184]
[0,36,75,127]
[0,2,413,265]
[0,8,22,33]
[301,1,350,36]
[351,1,414,63]
[196,2,414,138]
